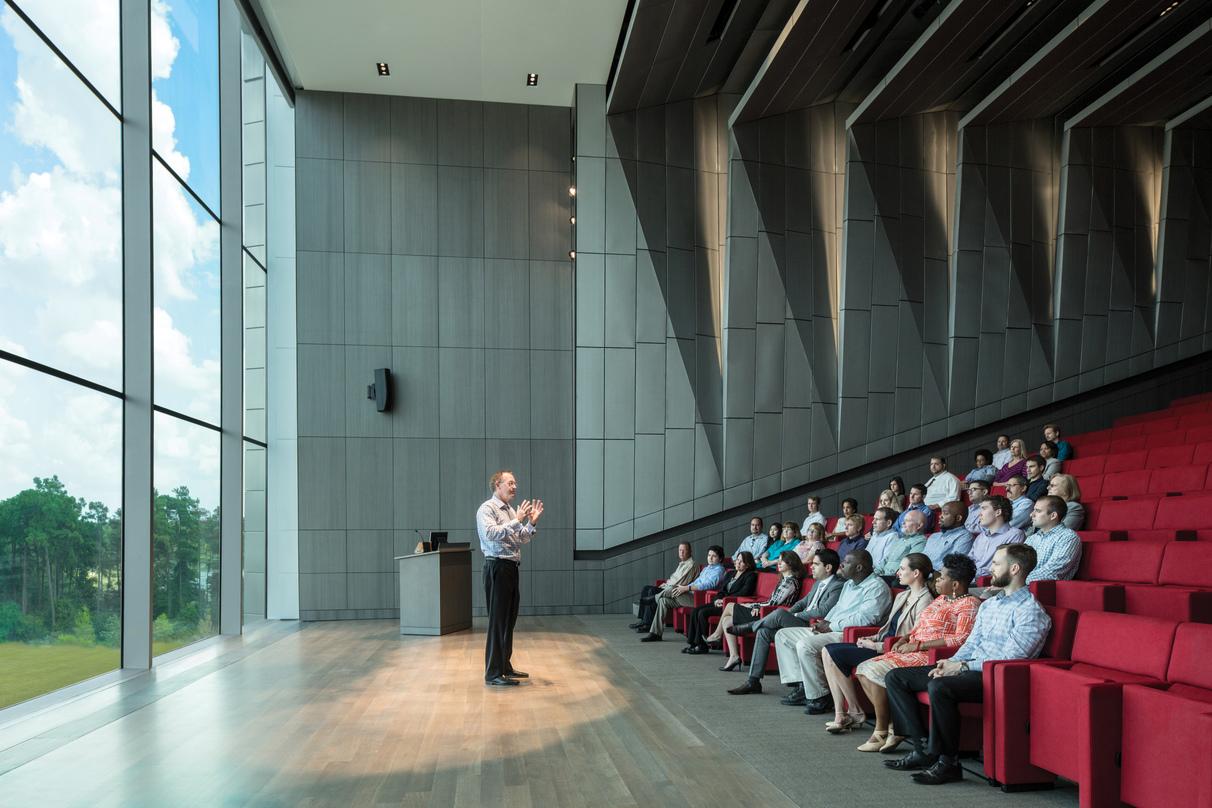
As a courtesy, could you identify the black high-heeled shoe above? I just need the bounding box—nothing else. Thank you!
[719,658,741,672]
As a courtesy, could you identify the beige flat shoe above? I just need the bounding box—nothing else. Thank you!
[857,731,889,752]
[880,733,907,753]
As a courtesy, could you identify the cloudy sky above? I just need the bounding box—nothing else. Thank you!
[0,0,227,511]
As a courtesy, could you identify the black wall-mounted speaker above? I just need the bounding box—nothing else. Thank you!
[367,367,391,412]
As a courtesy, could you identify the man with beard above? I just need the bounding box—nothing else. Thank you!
[882,544,1051,785]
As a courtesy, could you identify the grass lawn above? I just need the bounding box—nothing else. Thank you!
[0,642,119,709]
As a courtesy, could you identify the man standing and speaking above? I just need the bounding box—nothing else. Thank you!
[477,470,544,687]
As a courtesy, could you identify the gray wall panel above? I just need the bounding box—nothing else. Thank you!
[390,163,438,255]
[389,97,436,164]
[344,253,391,345]
[391,255,438,347]
[343,161,391,254]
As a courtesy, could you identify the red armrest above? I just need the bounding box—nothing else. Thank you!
[723,596,758,606]
[655,579,667,587]
[758,604,790,619]
[927,646,960,663]
[976,575,992,587]
[693,589,718,607]
[842,625,880,644]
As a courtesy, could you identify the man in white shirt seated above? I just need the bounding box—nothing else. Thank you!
[991,435,1013,469]
[865,508,900,571]
[802,495,826,530]
[923,456,961,508]
[731,516,769,563]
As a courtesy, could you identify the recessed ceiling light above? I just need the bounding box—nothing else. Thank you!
[376,62,390,76]
[526,73,538,86]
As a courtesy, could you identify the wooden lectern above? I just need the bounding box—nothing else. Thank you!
[394,547,473,635]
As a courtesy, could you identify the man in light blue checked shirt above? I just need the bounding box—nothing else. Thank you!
[1025,496,1082,584]
[884,543,1051,786]
[478,470,543,687]
[731,517,769,563]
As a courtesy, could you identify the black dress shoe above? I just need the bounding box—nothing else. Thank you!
[504,670,528,678]
[628,621,644,630]
[884,749,936,771]
[681,646,692,653]
[686,644,709,655]
[485,676,520,687]
[912,760,963,785]
[803,695,834,715]
[640,633,662,642]
[780,688,806,706]
[727,678,763,695]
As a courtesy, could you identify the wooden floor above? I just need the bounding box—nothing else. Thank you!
[0,617,801,808]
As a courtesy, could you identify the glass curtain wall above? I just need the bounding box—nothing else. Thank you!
[0,1,124,710]
[0,0,292,709]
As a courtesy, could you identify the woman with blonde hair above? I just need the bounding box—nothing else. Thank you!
[994,438,1029,483]
[1042,473,1085,531]
[796,522,827,564]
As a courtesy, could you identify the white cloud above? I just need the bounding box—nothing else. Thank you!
[154,306,221,418]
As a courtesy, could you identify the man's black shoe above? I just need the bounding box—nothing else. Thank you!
[884,749,936,771]
[628,621,644,630]
[485,676,520,687]
[912,760,964,785]
[681,645,692,653]
[780,687,806,706]
[686,644,709,655]
[727,678,763,695]
[803,695,833,715]
[640,633,662,642]
[504,670,529,678]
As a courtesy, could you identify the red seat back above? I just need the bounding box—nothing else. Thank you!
[1179,412,1212,429]
[1166,623,1212,691]
[1087,497,1158,531]
[1153,493,1212,531]
[1146,431,1189,449]
[1185,425,1212,444]
[1105,449,1149,474]
[1146,444,1196,469]
[1065,456,1106,477]
[1042,605,1079,660]
[1193,441,1212,465]
[1082,474,1104,499]
[1157,542,1212,589]
[752,573,780,600]
[1069,612,1177,680]
[1077,542,1164,584]
[1101,470,1151,497]
[1142,417,1183,435]
[824,517,839,533]
[1147,464,1208,494]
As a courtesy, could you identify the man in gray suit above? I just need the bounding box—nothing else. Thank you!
[726,548,844,695]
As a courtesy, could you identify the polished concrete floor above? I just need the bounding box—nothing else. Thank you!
[0,616,1078,807]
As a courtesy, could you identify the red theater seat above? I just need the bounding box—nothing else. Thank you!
[983,605,1081,788]
[1065,455,1106,477]
[1122,543,1212,623]
[1145,444,1196,469]
[1085,497,1158,532]
[1025,613,1178,807]
[1104,449,1149,474]
[736,577,813,673]
[1193,441,1212,465]
[1146,431,1189,449]
[1120,623,1212,808]
[1080,474,1103,499]
[1141,417,1182,435]
[1100,469,1150,497]
[1152,492,1212,533]
[1033,542,1164,613]
[1185,424,1212,444]
[1146,464,1208,494]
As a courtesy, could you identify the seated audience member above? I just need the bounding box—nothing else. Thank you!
[993,439,1028,483]
[731,516,768,563]
[828,498,860,538]
[1040,474,1085,531]
[968,495,1026,578]
[768,551,892,711]
[1023,456,1048,500]
[866,508,901,571]
[1038,441,1062,480]
[991,435,1012,469]
[963,449,996,484]
[802,496,827,530]
[878,488,904,514]
[923,456,961,508]
[684,552,758,654]
[818,554,935,730]
[796,522,827,565]
[707,552,806,668]
[889,477,908,509]
[725,550,844,688]
[765,522,782,548]
[629,542,695,630]
[923,502,974,570]
[1043,423,1073,461]
[836,515,869,561]
[642,545,726,641]
[893,484,935,535]
[884,544,1051,785]
[849,554,980,753]
[757,522,801,570]
[1024,496,1081,584]
[878,510,928,579]
[964,480,989,536]
[1004,476,1033,529]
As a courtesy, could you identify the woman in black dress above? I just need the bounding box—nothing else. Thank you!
[683,552,758,654]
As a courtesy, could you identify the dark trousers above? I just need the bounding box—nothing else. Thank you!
[884,666,984,758]
[484,558,521,680]
[636,584,661,625]
[688,604,722,646]
[749,609,812,679]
